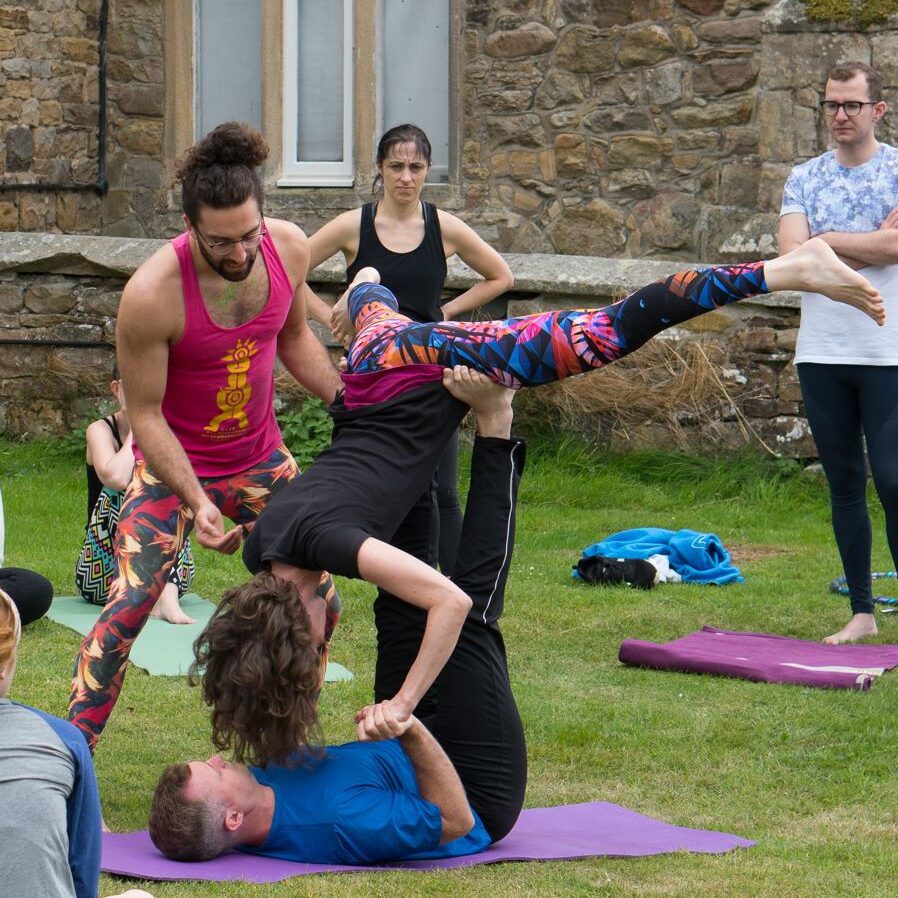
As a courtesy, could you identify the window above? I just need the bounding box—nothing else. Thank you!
[280,0,354,186]
[380,0,450,183]
[175,2,456,191]
[194,0,262,138]
[280,0,451,188]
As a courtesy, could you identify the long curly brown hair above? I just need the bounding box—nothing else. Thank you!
[190,571,323,767]
[176,121,268,223]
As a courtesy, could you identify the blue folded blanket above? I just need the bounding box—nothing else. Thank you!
[576,527,743,586]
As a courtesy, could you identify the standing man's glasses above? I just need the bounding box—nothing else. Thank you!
[819,101,878,117]
[195,219,266,257]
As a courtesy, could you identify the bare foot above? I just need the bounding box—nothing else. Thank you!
[149,582,196,625]
[332,266,382,344]
[823,612,878,645]
[765,238,885,325]
[442,365,514,438]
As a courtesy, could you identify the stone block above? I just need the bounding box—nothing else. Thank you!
[552,199,626,255]
[672,23,699,51]
[606,168,655,198]
[697,16,760,43]
[24,281,77,314]
[607,135,674,166]
[60,36,96,63]
[670,95,753,128]
[720,161,762,207]
[692,58,759,97]
[619,24,676,68]
[2,57,31,78]
[591,73,641,105]
[758,33,869,92]
[561,0,655,26]
[554,134,590,175]
[506,149,540,178]
[755,90,803,163]
[486,113,545,147]
[486,21,556,58]
[631,191,700,250]
[107,20,162,59]
[5,125,33,171]
[477,89,532,113]
[489,59,545,88]
[675,130,719,150]
[644,61,683,105]
[535,71,585,109]
[0,9,28,28]
[0,283,23,312]
[114,82,164,117]
[115,119,163,156]
[0,98,22,119]
[757,163,793,214]
[583,106,654,133]
[0,203,18,232]
[731,325,776,353]
[0,29,15,54]
[556,26,614,73]
[679,0,725,13]
[721,127,758,155]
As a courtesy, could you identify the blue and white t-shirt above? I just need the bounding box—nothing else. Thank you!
[781,144,898,364]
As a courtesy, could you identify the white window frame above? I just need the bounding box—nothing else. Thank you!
[279,0,355,187]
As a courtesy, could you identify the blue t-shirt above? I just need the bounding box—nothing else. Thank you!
[243,740,491,865]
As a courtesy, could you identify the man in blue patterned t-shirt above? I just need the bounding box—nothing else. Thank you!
[779,61,898,645]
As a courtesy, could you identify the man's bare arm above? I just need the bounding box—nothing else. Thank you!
[356,708,474,844]
[816,227,898,267]
[268,219,341,402]
[778,211,866,269]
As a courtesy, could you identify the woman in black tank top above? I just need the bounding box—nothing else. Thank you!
[306,124,513,569]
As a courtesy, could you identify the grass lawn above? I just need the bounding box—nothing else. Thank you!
[3,435,897,898]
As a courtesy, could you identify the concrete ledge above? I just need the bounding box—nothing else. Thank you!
[0,231,799,307]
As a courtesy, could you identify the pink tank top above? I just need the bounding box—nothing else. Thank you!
[140,230,292,477]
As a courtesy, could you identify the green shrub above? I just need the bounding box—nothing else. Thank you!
[277,397,334,469]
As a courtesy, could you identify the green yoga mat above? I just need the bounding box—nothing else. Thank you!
[47,594,354,681]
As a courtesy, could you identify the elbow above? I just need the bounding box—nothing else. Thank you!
[441,809,475,844]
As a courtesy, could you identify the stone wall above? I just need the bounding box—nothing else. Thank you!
[0,233,817,457]
[3,1,898,260]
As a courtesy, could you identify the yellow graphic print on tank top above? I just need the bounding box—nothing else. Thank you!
[205,338,259,433]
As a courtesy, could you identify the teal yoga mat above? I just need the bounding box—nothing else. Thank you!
[47,594,354,681]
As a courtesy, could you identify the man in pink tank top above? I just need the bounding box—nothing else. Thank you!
[68,123,343,770]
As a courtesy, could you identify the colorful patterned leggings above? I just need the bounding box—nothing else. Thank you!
[68,445,340,751]
[346,262,768,382]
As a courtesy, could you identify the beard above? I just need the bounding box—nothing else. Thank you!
[197,239,259,282]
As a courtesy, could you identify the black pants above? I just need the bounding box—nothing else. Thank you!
[0,567,53,626]
[373,436,528,842]
[799,363,898,614]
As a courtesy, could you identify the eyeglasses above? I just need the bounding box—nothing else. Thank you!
[195,219,266,257]
[820,100,878,117]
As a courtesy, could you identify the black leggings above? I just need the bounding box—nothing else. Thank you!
[373,436,528,842]
[0,568,53,626]
[798,363,898,614]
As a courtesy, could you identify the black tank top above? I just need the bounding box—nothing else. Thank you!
[85,415,122,521]
[346,201,447,323]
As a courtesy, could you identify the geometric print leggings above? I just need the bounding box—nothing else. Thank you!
[68,444,341,751]
[346,262,769,385]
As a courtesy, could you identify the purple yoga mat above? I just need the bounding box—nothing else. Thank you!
[101,802,753,883]
[619,626,898,690]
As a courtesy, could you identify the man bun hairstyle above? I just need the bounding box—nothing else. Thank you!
[827,61,884,103]
[176,121,269,224]
[190,571,323,768]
